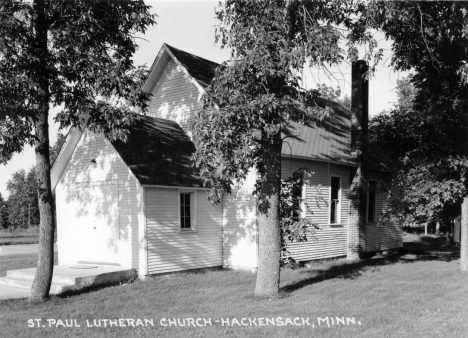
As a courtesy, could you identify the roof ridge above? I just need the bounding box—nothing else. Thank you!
[163,44,219,89]
[164,43,220,67]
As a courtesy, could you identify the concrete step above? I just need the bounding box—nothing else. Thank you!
[0,266,137,299]
[0,284,30,300]
[6,269,76,285]
[0,277,73,294]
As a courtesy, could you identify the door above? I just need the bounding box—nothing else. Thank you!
[75,183,120,264]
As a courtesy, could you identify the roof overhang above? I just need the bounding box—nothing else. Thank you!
[50,116,89,194]
[137,44,206,115]
[281,154,356,167]
[50,127,83,194]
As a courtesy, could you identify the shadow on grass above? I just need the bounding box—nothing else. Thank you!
[56,277,137,299]
[55,266,224,299]
[147,266,224,279]
[281,237,460,294]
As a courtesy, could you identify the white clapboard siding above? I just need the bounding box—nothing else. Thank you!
[281,158,351,261]
[146,188,223,275]
[223,169,258,270]
[56,130,142,271]
[364,189,403,251]
[285,225,348,261]
[147,58,202,139]
[55,184,79,265]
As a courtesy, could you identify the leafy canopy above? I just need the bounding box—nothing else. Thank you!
[370,77,468,225]
[192,0,370,201]
[362,1,468,225]
[0,192,9,229]
[6,167,39,228]
[0,0,156,163]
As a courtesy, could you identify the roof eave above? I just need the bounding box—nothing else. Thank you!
[281,153,357,167]
[163,44,207,95]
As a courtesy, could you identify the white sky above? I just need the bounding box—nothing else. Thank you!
[0,0,407,198]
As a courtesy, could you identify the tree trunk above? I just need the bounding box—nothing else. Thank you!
[435,221,440,235]
[254,132,282,298]
[462,85,468,271]
[446,225,451,246]
[446,215,451,247]
[425,222,428,236]
[461,198,468,272]
[29,0,55,302]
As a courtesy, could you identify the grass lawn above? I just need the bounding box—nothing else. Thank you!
[0,236,467,338]
[0,253,58,277]
[0,228,39,245]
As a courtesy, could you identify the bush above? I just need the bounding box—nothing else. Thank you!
[280,169,319,265]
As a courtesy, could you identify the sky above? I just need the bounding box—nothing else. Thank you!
[0,0,407,198]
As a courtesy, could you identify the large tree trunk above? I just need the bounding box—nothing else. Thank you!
[461,198,468,271]
[29,0,55,302]
[461,85,468,272]
[255,133,282,298]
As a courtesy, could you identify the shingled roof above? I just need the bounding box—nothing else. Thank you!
[111,115,204,187]
[282,97,354,165]
[164,44,355,166]
[166,44,218,90]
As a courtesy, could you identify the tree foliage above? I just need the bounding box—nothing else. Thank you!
[388,158,467,226]
[0,0,155,163]
[362,2,468,234]
[370,1,468,87]
[6,167,39,228]
[369,76,467,226]
[0,192,9,229]
[317,84,351,109]
[370,105,467,227]
[280,169,319,264]
[369,76,467,169]
[392,76,418,112]
[49,132,66,166]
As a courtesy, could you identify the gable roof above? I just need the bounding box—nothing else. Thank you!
[51,45,356,193]
[157,44,355,166]
[111,115,204,187]
[165,44,218,90]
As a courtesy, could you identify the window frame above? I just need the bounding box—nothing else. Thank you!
[178,190,197,232]
[366,180,377,223]
[329,175,342,225]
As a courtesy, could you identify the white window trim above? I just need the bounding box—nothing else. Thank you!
[178,190,198,233]
[328,175,342,225]
[367,180,377,224]
[300,180,307,218]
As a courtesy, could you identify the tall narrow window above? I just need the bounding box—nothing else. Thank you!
[180,193,192,229]
[330,176,341,224]
[367,181,377,222]
[292,171,303,218]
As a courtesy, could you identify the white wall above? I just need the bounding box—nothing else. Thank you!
[222,169,258,270]
[145,188,223,274]
[281,158,350,261]
[281,157,402,260]
[146,57,260,271]
[364,176,403,252]
[147,58,202,139]
[55,131,142,271]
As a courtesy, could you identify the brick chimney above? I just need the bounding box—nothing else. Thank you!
[347,60,369,260]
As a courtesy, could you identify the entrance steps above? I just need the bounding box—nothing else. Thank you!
[0,265,137,296]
